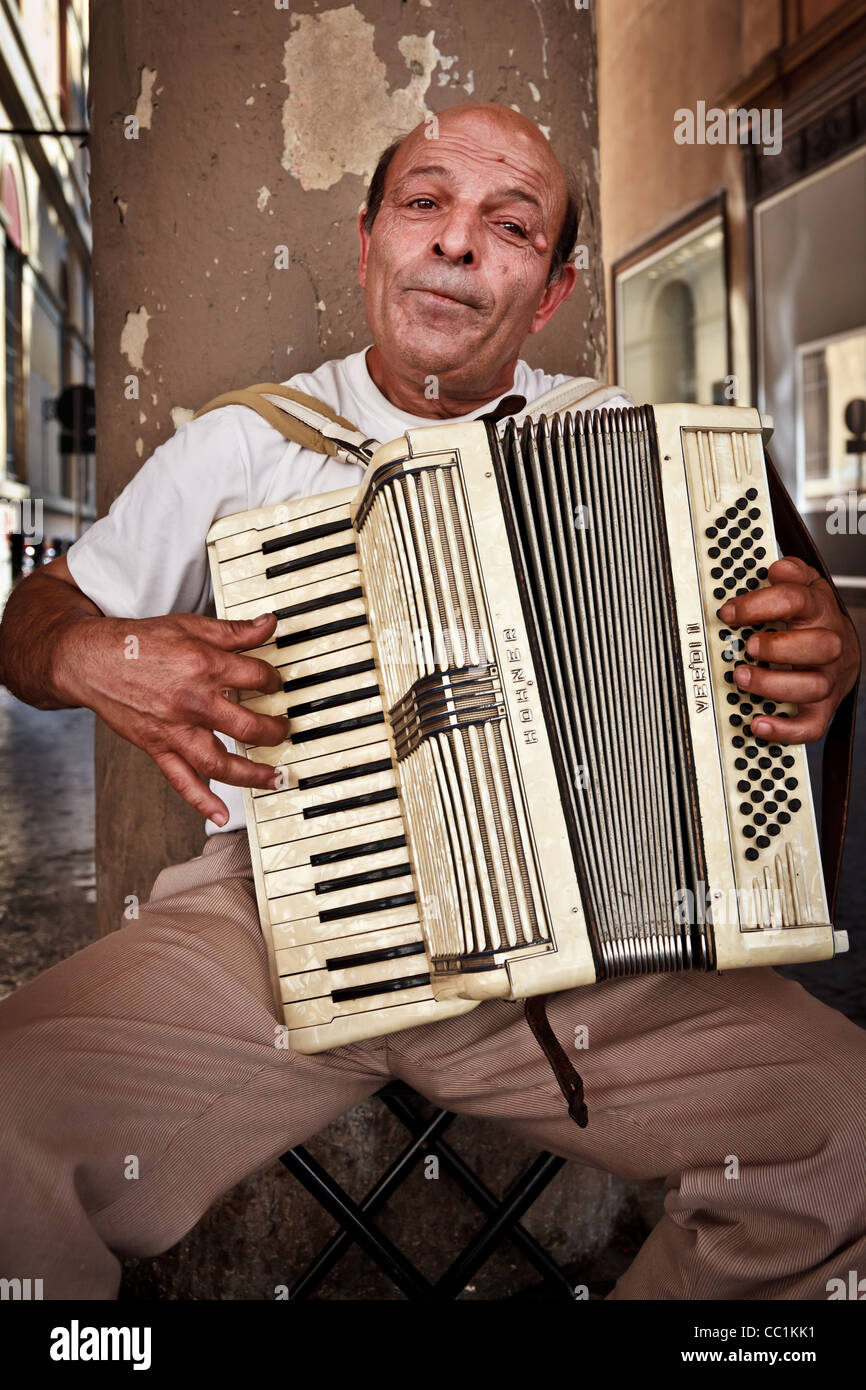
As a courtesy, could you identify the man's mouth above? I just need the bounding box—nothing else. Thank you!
[407,286,477,309]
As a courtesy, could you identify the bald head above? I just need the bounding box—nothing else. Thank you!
[363,103,578,287]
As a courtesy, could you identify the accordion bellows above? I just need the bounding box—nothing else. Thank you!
[207,405,846,1053]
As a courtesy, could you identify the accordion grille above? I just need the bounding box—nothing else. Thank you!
[358,462,548,964]
[492,408,708,977]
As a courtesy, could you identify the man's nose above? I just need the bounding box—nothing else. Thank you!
[432,208,479,265]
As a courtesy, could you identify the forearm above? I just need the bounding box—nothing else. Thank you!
[0,570,103,709]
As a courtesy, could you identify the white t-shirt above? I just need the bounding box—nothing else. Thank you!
[67,345,633,834]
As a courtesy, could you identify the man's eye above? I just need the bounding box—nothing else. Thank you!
[408,198,436,209]
[499,221,527,237]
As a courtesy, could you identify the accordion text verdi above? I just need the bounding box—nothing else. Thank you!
[207,405,847,1053]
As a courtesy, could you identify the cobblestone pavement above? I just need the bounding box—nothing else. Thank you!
[0,688,96,999]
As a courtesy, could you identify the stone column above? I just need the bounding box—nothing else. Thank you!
[90,0,641,1298]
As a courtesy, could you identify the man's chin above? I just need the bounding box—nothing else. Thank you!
[384,320,483,377]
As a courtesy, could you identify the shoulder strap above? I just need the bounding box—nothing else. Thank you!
[764,452,858,921]
[508,375,633,427]
[193,382,377,466]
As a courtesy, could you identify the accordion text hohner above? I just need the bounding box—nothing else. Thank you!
[206,404,847,1053]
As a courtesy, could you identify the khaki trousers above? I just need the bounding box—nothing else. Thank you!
[1,830,864,1300]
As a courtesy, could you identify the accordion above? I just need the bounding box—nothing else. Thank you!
[207,404,847,1054]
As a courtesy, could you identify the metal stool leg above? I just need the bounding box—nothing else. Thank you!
[281,1104,456,1298]
[434,1151,568,1299]
[279,1144,435,1300]
[279,1082,577,1300]
[381,1088,575,1298]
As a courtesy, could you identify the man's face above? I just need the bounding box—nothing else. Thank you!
[357,108,576,395]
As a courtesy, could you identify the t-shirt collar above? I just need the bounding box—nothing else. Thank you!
[347,344,521,433]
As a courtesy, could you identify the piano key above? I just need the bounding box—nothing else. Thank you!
[263,844,408,897]
[289,708,385,748]
[246,699,384,763]
[218,516,355,586]
[266,539,355,578]
[281,956,430,1006]
[260,799,404,847]
[276,613,369,651]
[276,931,429,1003]
[332,972,430,1003]
[260,816,403,873]
[274,918,423,978]
[241,665,374,718]
[222,550,359,610]
[270,899,420,946]
[252,742,392,809]
[239,640,375,697]
[267,880,415,927]
[258,780,398,864]
[318,889,416,923]
[208,488,357,560]
[226,569,363,623]
[310,832,406,865]
[281,978,436,1029]
[238,630,371,681]
[262,515,353,555]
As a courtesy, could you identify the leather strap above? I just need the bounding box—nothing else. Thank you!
[764,452,859,920]
[524,995,588,1128]
[194,382,377,465]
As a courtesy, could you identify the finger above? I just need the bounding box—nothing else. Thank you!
[151,748,231,823]
[749,704,833,744]
[718,580,823,629]
[733,663,833,704]
[178,611,278,650]
[177,727,280,790]
[766,555,820,587]
[212,650,284,695]
[744,627,843,667]
[209,694,289,748]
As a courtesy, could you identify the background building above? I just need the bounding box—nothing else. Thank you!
[0,0,93,608]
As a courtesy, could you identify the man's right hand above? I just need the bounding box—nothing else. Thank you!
[56,608,288,824]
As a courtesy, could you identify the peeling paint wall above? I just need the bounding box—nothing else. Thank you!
[89,2,622,1296]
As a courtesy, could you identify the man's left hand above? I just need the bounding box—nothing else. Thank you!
[717,556,860,744]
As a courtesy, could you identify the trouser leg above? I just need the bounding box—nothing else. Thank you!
[386,965,866,1299]
[0,832,390,1299]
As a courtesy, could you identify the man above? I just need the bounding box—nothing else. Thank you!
[0,103,862,1300]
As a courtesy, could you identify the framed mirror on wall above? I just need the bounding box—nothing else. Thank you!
[612,194,732,410]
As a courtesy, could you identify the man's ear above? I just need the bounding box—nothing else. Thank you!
[357,208,370,289]
[528,261,578,335]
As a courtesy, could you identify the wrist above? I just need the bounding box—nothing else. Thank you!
[49,611,112,708]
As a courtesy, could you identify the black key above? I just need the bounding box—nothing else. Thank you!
[319,890,417,923]
[315,862,411,895]
[284,657,375,694]
[298,757,392,792]
[292,710,385,746]
[331,971,430,1003]
[273,585,362,620]
[266,541,356,580]
[288,684,380,719]
[262,516,353,554]
[310,834,406,866]
[326,941,426,971]
[277,614,368,649]
[303,786,397,820]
